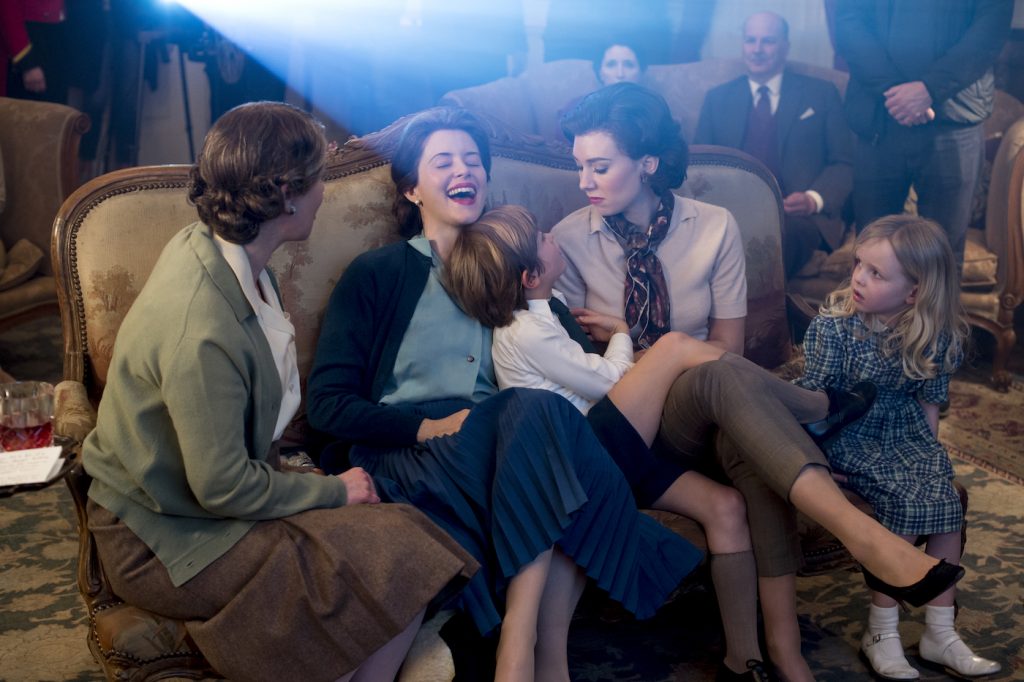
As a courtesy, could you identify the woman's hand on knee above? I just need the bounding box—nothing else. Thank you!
[337,467,380,505]
[416,409,471,442]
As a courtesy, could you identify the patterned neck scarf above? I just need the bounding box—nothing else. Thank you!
[602,191,674,348]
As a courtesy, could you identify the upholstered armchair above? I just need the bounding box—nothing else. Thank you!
[0,97,89,333]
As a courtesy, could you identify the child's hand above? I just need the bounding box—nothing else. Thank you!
[572,308,629,343]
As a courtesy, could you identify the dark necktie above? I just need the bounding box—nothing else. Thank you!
[548,297,596,353]
[743,84,781,179]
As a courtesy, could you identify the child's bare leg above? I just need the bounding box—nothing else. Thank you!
[719,352,828,423]
[497,549,553,682]
[650,471,764,672]
[534,548,585,682]
[607,332,724,445]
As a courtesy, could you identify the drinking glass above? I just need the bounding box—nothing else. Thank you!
[0,381,55,451]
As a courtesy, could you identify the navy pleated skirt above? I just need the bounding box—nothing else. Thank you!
[345,388,703,637]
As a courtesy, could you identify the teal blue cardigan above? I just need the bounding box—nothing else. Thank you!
[85,223,346,586]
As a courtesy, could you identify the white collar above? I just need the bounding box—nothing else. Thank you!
[747,72,784,99]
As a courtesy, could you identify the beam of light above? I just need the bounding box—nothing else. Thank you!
[169,0,526,134]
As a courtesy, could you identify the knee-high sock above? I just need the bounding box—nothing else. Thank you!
[710,550,762,667]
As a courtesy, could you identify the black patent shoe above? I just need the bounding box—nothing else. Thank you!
[862,559,965,609]
[803,381,878,446]
[716,659,775,681]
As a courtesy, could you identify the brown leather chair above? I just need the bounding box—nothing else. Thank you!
[0,97,88,333]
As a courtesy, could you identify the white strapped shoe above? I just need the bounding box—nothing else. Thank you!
[919,632,1001,678]
[861,630,920,680]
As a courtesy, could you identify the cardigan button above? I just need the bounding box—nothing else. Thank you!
[467,355,475,363]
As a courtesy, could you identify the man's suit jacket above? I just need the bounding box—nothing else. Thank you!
[695,70,853,250]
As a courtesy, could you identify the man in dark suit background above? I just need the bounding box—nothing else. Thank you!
[696,11,853,279]
[834,0,1013,272]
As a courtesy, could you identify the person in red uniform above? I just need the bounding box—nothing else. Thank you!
[0,0,65,97]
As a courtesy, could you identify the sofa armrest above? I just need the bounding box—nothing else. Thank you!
[54,379,96,444]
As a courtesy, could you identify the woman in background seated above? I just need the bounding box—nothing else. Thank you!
[557,36,646,135]
[594,39,646,86]
[83,101,478,682]
[307,107,702,682]
[553,83,965,681]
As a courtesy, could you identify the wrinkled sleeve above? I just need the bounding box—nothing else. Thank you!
[514,317,633,403]
[794,315,845,394]
[307,255,423,447]
[165,334,346,519]
[918,336,963,405]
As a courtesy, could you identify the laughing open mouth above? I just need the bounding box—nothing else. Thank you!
[447,184,477,201]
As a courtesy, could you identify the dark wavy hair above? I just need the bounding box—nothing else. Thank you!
[188,101,326,244]
[390,107,492,239]
[560,82,688,194]
[591,38,647,81]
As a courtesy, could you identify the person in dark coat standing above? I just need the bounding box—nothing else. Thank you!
[834,0,1014,271]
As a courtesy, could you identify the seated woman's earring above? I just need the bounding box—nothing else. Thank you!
[640,173,649,185]
[415,199,424,207]
[286,204,297,215]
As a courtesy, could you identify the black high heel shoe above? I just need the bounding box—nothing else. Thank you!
[861,559,965,608]
[803,381,878,447]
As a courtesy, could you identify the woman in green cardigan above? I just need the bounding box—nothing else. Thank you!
[83,101,477,682]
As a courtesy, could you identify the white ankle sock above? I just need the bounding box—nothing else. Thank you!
[921,604,958,647]
[868,603,901,634]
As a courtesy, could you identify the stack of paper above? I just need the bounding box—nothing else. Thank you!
[0,446,64,487]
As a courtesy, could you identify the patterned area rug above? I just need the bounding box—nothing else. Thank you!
[1,458,1019,681]
[943,363,1024,484]
[0,316,1021,681]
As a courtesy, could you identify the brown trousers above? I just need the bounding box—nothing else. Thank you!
[658,358,830,577]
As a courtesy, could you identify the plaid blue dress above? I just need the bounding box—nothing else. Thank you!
[794,314,963,536]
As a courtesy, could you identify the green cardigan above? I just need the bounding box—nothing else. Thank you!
[85,223,345,586]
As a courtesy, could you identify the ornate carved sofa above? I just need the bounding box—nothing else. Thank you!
[52,111,883,680]
[0,97,89,333]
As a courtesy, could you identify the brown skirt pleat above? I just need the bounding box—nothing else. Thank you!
[89,500,477,682]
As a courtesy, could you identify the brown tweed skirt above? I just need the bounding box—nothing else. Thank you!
[89,500,477,682]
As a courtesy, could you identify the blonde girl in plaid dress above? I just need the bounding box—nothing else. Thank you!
[796,215,999,680]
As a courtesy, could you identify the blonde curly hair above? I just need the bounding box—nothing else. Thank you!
[821,215,969,380]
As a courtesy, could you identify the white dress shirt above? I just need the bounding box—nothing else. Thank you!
[492,297,634,414]
[215,235,302,441]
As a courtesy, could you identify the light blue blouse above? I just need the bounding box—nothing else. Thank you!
[380,236,498,405]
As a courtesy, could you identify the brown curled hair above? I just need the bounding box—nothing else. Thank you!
[188,101,326,244]
[445,205,541,328]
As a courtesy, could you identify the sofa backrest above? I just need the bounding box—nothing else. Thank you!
[441,58,849,145]
[52,113,787,405]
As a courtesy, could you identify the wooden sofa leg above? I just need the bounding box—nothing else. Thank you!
[990,326,1016,391]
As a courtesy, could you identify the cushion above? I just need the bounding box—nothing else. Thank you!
[819,229,856,279]
[0,238,43,291]
[961,229,998,287]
